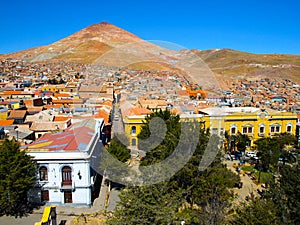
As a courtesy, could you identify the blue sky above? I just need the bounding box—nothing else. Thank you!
[1,0,299,54]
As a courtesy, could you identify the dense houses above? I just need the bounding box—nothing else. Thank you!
[0,58,299,206]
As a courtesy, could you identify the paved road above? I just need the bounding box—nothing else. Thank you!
[225,159,260,203]
[107,188,120,212]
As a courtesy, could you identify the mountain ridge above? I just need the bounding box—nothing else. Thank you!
[1,22,300,84]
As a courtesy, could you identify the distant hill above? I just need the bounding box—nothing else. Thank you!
[4,22,141,64]
[1,22,300,86]
[192,48,300,83]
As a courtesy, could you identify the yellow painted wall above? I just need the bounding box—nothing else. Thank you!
[123,114,211,148]
[122,109,297,149]
[41,86,66,93]
[224,110,297,146]
[0,111,8,120]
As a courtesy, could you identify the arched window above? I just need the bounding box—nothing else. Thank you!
[259,124,266,136]
[62,166,72,185]
[230,124,237,135]
[286,123,292,133]
[131,126,136,134]
[39,166,48,181]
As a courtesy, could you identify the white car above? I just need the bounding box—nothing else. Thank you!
[245,151,258,159]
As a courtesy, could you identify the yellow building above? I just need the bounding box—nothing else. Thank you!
[0,107,9,119]
[121,106,297,149]
[199,107,297,147]
[122,107,153,147]
[122,107,210,148]
[40,85,66,93]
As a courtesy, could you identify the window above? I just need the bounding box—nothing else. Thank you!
[39,166,48,181]
[259,126,265,134]
[286,124,292,133]
[270,125,281,133]
[248,127,253,133]
[131,126,136,134]
[231,127,236,135]
[62,166,72,185]
[242,126,253,134]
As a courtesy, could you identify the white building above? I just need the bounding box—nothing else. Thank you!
[25,118,105,206]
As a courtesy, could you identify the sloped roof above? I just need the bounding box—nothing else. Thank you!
[128,108,153,116]
[53,116,72,122]
[30,120,70,131]
[0,120,14,126]
[8,110,27,119]
[94,109,110,124]
[25,119,96,152]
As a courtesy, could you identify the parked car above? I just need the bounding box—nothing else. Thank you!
[245,151,258,160]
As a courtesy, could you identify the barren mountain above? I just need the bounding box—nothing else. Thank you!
[2,22,300,86]
[5,22,143,64]
[193,48,300,83]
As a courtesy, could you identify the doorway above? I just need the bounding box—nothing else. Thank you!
[64,191,72,203]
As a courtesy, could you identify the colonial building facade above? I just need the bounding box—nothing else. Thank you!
[121,106,297,149]
[26,118,104,206]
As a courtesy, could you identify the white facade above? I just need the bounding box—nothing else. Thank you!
[26,118,104,206]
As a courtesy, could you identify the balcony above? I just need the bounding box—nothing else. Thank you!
[62,180,72,186]
[60,180,75,191]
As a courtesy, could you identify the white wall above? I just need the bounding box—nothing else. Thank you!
[38,160,92,205]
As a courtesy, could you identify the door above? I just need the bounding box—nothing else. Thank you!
[41,190,49,202]
[64,191,72,203]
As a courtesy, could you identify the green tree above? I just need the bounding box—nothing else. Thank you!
[138,109,181,166]
[235,132,250,153]
[255,137,281,170]
[268,165,300,224]
[98,135,131,183]
[0,139,37,217]
[231,198,279,225]
[108,182,182,225]
[225,132,250,153]
[109,110,239,225]
[107,136,130,163]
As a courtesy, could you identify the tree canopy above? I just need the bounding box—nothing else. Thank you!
[0,139,37,217]
[108,110,239,224]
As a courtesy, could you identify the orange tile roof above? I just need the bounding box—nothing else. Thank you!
[1,91,33,95]
[0,120,14,126]
[94,109,110,124]
[1,91,22,95]
[128,108,153,116]
[44,104,63,109]
[54,93,71,98]
[53,116,72,122]
[8,110,27,119]
[23,99,33,106]
[102,100,113,107]
[52,99,83,104]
